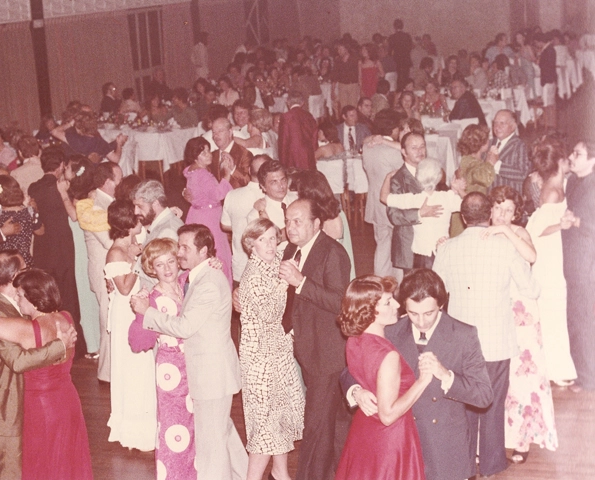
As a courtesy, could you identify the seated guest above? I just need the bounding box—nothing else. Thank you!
[419,80,449,116]
[1,268,93,479]
[412,56,434,90]
[119,87,143,115]
[146,93,171,124]
[448,79,486,125]
[465,53,489,94]
[438,54,465,87]
[231,99,252,139]
[171,88,199,128]
[234,108,276,159]
[357,97,375,131]
[0,250,75,480]
[337,105,373,154]
[51,111,128,164]
[488,54,512,90]
[100,82,120,115]
[0,176,43,267]
[393,91,420,120]
[315,120,345,161]
[485,33,515,65]
[146,67,172,102]
[12,135,44,194]
[128,238,197,479]
[334,274,430,479]
[371,79,391,119]
[218,76,240,108]
[34,114,58,149]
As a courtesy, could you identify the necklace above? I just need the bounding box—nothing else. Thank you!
[158,282,183,301]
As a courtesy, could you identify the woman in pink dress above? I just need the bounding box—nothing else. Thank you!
[183,136,233,286]
[10,269,93,479]
[335,275,431,480]
[359,43,385,99]
[128,238,196,479]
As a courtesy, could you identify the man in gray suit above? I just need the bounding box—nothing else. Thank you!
[131,180,183,288]
[131,224,247,480]
[83,162,122,382]
[362,109,405,279]
[336,105,371,154]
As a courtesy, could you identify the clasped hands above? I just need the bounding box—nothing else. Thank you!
[279,258,303,287]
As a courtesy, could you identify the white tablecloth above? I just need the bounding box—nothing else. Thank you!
[99,126,200,176]
[316,153,368,194]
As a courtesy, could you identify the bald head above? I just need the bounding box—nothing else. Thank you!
[460,192,492,226]
[212,117,233,150]
[493,110,517,140]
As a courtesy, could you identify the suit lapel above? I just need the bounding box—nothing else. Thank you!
[393,318,420,373]
[0,294,21,318]
[299,232,327,278]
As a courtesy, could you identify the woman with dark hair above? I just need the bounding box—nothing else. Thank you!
[359,43,385,98]
[393,91,420,120]
[128,238,197,478]
[419,80,449,116]
[238,218,305,480]
[0,175,43,267]
[290,169,356,279]
[104,199,157,451]
[438,55,464,87]
[335,275,430,479]
[5,268,93,479]
[218,75,240,108]
[183,136,233,286]
[315,120,345,161]
[146,93,171,124]
[526,140,576,385]
[484,186,558,464]
[488,54,512,90]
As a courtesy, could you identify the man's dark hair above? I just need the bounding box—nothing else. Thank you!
[0,250,24,286]
[102,82,114,96]
[177,224,216,258]
[398,268,448,309]
[461,192,492,226]
[232,99,252,113]
[400,131,425,151]
[93,162,117,190]
[373,109,405,136]
[341,105,357,117]
[40,145,65,173]
[257,159,286,188]
[357,97,371,108]
[376,78,390,95]
[172,87,189,104]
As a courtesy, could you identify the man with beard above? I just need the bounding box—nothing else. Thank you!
[131,180,183,287]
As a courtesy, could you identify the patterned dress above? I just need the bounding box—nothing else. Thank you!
[0,207,42,267]
[238,251,305,455]
[504,280,558,452]
[128,287,197,479]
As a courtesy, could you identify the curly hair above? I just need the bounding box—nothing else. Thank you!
[141,238,178,278]
[457,124,490,156]
[13,268,61,313]
[183,136,210,166]
[107,199,137,240]
[488,185,524,222]
[338,275,398,337]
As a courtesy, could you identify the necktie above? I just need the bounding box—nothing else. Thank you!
[496,140,502,151]
[183,276,190,295]
[416,331,427,354]
[281,202,287,215]
[281,248,302,334]
[348,127,356,153]
[419,331,427,342]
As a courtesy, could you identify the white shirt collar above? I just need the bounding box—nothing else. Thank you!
[294,230,321,271]
[188,258,209,285]
[149,207,172,233]
[223,140,235,153]
[496,132,515,151]
[0,292,21,313]
[404,161,417,177]
[96,188,114,203]
[411,310,443,343]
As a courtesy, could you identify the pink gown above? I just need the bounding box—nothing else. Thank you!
[183,166,233,286]
[335,333,425,480]
[128,284,197,480]
[23,313,93,480]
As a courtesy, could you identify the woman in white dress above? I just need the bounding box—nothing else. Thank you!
[104,199,157,451]
[526,140,577,385]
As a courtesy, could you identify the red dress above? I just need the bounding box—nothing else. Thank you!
[22,313,93,480]
[335,333,425,480]
[360,66,379,98]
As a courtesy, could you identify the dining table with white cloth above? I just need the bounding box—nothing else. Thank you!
[99,125,200,176]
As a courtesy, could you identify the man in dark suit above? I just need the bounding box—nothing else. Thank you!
[387,132,443,272]
[341,269,493,480]
[387,18,413,91]
[487,110,530,194]
[28,146,87,359]
[336,105,371,154]
[280,198,352,480]
[210,117,253,189]
[278,90,318,171]
[448,79,486,125]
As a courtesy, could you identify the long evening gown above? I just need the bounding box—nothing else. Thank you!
[238,252,305,455]
[22,313,93,480]
[128,286,197,479]
[104,261,157,451]
[184,166,233,287]
[335,333,425,480]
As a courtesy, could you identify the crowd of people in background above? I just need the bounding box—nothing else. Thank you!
[0,14,593,480]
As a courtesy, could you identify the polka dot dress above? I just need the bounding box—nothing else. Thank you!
[0,207,42,267]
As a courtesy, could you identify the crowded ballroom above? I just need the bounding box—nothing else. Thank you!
[1,0,595,479]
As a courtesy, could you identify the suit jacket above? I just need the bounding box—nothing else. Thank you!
[82,189,112,295]
[210,142,252,189]
[337,122,371,153]
[387,164,422,268]
[278,106,318,170]
[340,312,493,480]
[362,142,404,226]
[433,226,540,361]
[449,91,486,125]
[489,134,529,194]
[283,231,351,376]
[388,31,413,68]
[0,295,64,438]
[144,265,241,400]
[539,44,557,85]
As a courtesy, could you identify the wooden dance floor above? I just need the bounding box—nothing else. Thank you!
[72,222,595,479]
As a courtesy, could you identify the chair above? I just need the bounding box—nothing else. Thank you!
[138,159,165,186]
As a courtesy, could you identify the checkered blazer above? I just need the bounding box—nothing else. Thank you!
[433,226,540,361]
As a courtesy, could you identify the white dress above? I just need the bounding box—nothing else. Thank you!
[526,201,577,382]
[104,261,157,451]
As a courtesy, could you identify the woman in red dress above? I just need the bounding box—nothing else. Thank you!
[359,43,385,99]
[335,275,431,480]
